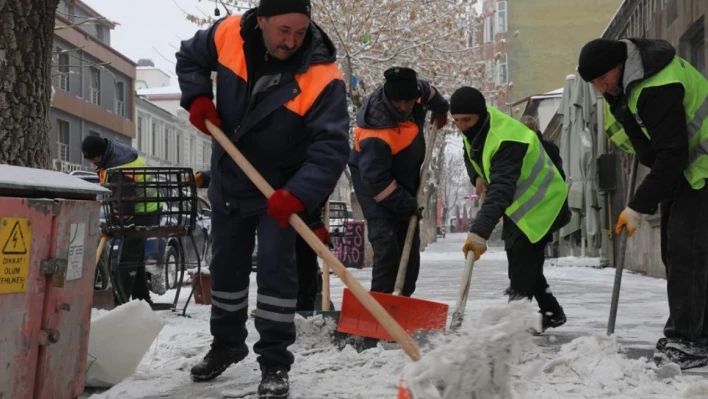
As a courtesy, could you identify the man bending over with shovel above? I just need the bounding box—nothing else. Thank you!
[348,67,449,297]
[175,0,349,397]
[451,86,571,333]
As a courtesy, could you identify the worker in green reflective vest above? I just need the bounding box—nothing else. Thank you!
[578,37,708,369]
[82,135,160,306]
[451,86,571,333]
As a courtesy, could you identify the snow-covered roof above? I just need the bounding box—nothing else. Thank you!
[137,85,182,96]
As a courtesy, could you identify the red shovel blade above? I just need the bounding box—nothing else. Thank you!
[336,288,449,341]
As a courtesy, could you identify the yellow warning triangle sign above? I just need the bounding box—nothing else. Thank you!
[2,221,28,255]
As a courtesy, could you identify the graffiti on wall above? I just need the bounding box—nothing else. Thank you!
[332,220,365,269]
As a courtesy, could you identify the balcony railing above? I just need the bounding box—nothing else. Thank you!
[57,142,69,162]
[59,74,69,91]
[90,88,100,105]
[115,100,124,117]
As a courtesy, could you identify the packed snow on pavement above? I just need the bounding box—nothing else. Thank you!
[87,233,708,399]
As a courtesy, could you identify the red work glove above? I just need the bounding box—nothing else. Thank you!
[312,224,332,247]
[430,112,448,129]
[267,189,305,228]
[189,97,221,136]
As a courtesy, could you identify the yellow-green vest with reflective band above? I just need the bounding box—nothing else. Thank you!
[462,107,568,243]
[625,56,708,189]
[603,101,635,154]
[101,157,160,214]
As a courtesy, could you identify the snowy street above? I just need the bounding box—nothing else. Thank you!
[87,233,708,399]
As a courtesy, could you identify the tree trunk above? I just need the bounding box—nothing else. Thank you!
[0,0,58,168]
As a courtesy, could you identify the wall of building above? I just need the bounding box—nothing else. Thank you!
[507,0,623,110]
[51,1,135,173]
[603,0,707,278]
[136,68,171,89]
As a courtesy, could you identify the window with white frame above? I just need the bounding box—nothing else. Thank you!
[56,47,70,91]
[164,127,171,161]
[151,122,157,156]
[497,53,508,85]
[190,136,196,165]
[176,133,181,164]
[496,1,507,33]
[115,82,124,116]
[89,66,100,105]
[484,16,494,43]
[56,119,70,161]
[202,143,210,168]
[485,59,495,85]
[137,116,143,151]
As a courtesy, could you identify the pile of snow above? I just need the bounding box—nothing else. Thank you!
[516,334,707,399]
[402,302,540,399]
[398,302,708,399]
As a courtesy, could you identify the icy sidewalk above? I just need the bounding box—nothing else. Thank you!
[87,233,708,399]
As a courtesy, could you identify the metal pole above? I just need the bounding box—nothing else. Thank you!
[607,155,639,335]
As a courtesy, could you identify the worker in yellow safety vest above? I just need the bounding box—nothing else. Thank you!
[578,37,708,369]
[451,86,571,333]
[82,135,160,305]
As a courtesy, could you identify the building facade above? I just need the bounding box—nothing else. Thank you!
[603,0,707,278]
[477,0,622,113]
[51,0,136,173]
[135,68,212,172]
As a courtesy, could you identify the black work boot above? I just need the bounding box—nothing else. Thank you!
[258,364,290,399]
[663,338,708,370]
[190,341,249,382]
[656,337,668,352]
[541,307,566,332]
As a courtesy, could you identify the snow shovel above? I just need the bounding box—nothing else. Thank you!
[607,155,639,336]
[205,121,420,361]
[337,124,449,342]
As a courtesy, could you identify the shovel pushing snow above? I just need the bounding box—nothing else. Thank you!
[336,124,450,342]
[607,155,639,336]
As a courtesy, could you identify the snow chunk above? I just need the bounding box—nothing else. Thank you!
[402,302,539,399]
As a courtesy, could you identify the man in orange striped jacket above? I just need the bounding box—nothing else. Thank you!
[176,0,349,396]
[348,67,449,297]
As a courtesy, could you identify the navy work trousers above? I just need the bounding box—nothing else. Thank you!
[209,206,298,367]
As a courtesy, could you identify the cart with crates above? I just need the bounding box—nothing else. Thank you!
[101,167,205,313]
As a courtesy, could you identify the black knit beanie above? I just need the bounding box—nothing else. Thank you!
[449,86,486,115]
[577,38,627,82]
[383,67,419,101]
[258,0,311,18]
[82,136,107,159]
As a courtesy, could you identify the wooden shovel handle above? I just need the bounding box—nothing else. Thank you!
[321,201,331,311]
[205,121,420,361]
[96,236,107,267]
[393,124,439,296]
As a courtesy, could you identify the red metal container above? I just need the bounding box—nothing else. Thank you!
[0,165,108,399]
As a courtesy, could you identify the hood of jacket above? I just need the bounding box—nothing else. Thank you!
[356,86,416,129]
[240,8,337,72]
[97,139,138,170]
[621,38,675,90]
